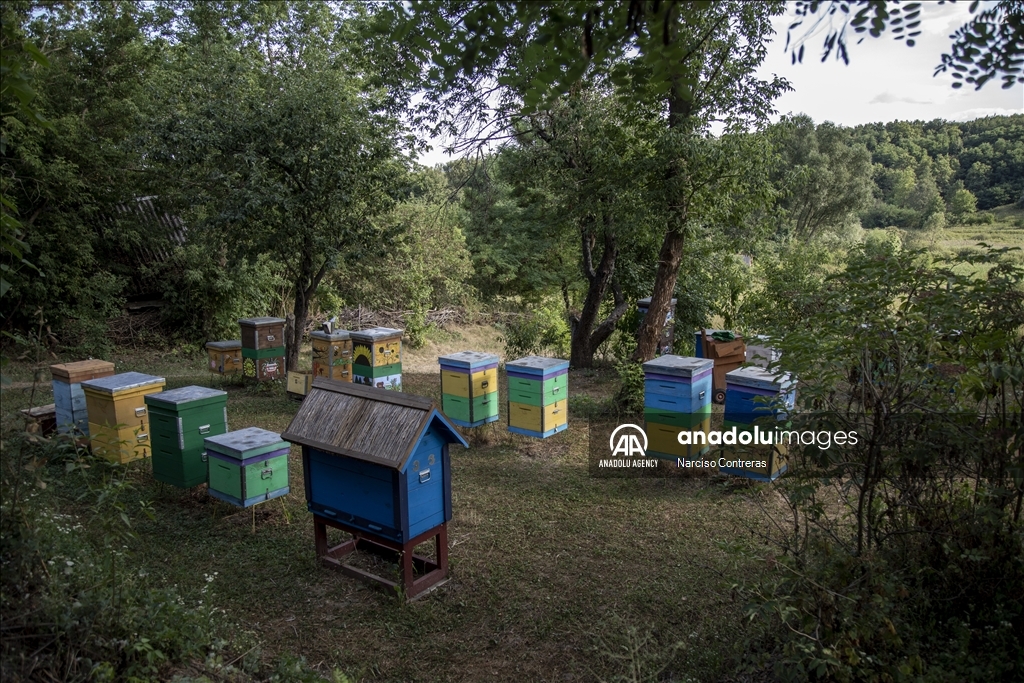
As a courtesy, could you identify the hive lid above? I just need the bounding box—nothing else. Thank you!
[438,351,499,369]
[205,340,241,350]
[642,355,713,378]
[725,366,794,392]
[238,317,285,326]
[80,372,165,395]
[282,378,468,470]
[50,359,115,383]
[506,356,570,375]
[310,329,351,341]
[350,327,404,341]
[204,427,289,459]
[144,385,226,408]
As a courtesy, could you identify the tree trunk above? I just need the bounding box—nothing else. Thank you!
[287,286,310,372]
[570,216,630,368]
[632,87,692,363]
[631,227,686,362]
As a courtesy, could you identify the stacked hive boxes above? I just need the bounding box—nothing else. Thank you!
[206,340,242,375]
[438,351,499,428]
[311,329,353,382]
[81,372,165,464]
[637,296,677,356]
[145,386,228,488]
[205,427,291,508]
[642,356,713,462]
[239,317,286,381]
[720,366,796,482]
[506,356,569,438]
[51,360,115,436]
[351,327,403,390]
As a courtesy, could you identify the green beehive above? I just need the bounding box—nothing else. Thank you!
[205,427,290,508]
[145,386,228,489]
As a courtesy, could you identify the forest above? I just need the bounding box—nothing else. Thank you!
[2,1,1022,682]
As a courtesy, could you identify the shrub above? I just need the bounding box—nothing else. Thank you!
[740,246,1024,681]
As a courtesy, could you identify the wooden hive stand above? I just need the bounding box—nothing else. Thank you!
[314,516,449,601]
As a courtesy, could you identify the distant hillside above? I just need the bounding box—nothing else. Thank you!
[849,114,1023,227]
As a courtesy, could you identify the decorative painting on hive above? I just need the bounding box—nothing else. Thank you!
[353,344,372,367]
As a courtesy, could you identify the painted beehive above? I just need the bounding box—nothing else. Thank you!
[239,317,286,381]
[283,380,468,541]
[637,296,677,356]
[438,351,499,428]
[205,427,290,508]
[506,356,569,438]
[311,329,353,382]
[50,359,115,436]
[206,340,242,375]
[351,327,403,390]
[719,366,796,482]
[145,386,228,488]
[81,372,166,464]
[642,355,713,461]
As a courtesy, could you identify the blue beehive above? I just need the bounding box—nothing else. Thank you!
[720,366,796,482]
[282,379,469,545]
[50,360,115,435]
[642,355,713,461]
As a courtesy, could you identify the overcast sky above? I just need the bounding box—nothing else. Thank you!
[414,2,1024,167]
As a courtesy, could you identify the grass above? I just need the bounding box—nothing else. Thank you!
[1,334,780,682]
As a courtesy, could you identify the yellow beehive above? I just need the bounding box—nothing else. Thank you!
[81,372,165,464]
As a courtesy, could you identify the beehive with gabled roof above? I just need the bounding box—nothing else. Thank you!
[283,378,468,544]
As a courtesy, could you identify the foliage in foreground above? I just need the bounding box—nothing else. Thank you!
[741,246,1024,681]
[0,434,348,682]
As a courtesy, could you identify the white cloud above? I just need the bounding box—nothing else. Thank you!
[869,92,933,105]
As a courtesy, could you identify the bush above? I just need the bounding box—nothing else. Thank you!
[498,303,570,359]
[740,246,1024,681]
[0,436,229,681]
[962,211,996,226]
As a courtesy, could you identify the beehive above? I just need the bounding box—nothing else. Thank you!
[719,366,796,482]
[637,296,677,356]
[506,356,569,438]
[205,427,290,508]
[145,386,228,488]
[286,371,313,400]
[50,360,115,436]
[438,351,499,428]
[744,335,781,369]
[642,355,713,461]
[239,317,286,381]
[81,372,166,464]
[206,340,242,375]
[282,379,468,600]
[311,329,353,382]
[351,327,403,390]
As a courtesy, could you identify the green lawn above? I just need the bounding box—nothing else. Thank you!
[1,340,778,682]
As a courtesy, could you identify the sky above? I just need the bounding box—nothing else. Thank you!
[413,1,1023,167]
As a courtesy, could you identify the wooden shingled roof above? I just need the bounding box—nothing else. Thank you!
[281,378,467,469]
